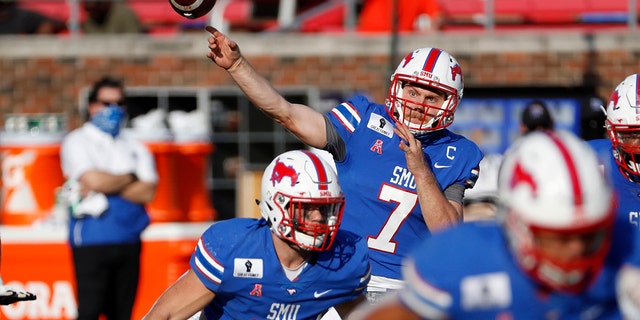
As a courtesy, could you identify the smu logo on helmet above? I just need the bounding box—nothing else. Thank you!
[270,159,299,187]
[510,162,537,196]
[402,52,415,68]
[451,64,463,82]
[610,90,621,110]
[418,70,440,83]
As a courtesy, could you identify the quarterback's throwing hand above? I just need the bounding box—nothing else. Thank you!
[0,286,37,305]
[205,26,242,70]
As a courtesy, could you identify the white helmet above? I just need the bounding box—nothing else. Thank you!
[605,73,640,183]
[497,130,615,293]
[259,150,345,251]
[386,47,464,135]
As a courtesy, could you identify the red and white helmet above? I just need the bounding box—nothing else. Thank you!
[259,150,345,251]
[497,130,615,293]
[606,73,640,183]
[386,47,464,135]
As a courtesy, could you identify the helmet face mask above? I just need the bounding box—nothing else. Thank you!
[497,131,615,293]
[608,125,640,183]
[260,150,345,251]
[504,209,613,293]
[606,73,640,183]
[386,48,464,136]
[277,197,343,251]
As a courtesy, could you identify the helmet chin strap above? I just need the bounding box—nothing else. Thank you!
[429,114,442,128]
[258,199,278,229]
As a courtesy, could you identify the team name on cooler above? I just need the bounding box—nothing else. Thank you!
[390,166,417,190]
[267,303,300,320]
[1,281,77,319]
[2,150,37,213]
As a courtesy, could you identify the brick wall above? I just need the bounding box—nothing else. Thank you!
[1,31,640,130]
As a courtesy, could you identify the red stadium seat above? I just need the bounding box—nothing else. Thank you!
[586,0,629,11]
[19,1,72,22]
[222,0,253,24]
[290,0,346,33]
[438,0,637,30]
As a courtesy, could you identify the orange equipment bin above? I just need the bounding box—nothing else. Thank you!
[174,140,217,222]
[1,134,65,225]
[0,222,209,320]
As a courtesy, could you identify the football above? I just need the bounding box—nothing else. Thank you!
[168,0,217,19]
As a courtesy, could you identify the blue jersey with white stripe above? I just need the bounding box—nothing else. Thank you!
[588,139,640,279]
[325,94,483,281]
[588,138,640,230]
[400,220,631,319]
[190,218,371,320]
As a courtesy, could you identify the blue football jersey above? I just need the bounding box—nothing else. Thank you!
[589,139,640,277]
[588,139,640,230]
[190,218,371,320]
[400,221,631,319]
[325,94,483,281]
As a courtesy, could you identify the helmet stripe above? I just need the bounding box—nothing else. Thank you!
[300,150,328,190]
[423,48,443,73]
[634,74,640,107]
[547,132,584,213]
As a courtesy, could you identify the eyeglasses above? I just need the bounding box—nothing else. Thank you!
[95,100,126,107]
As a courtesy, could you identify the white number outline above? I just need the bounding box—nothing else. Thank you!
[367,183,418,253]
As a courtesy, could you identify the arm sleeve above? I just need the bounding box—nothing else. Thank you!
[323,115,347,162]
[443,183,465,205]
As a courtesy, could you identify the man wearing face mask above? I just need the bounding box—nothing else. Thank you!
[60,76,157,320]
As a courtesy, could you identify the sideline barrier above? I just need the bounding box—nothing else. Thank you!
[0,222,210,320]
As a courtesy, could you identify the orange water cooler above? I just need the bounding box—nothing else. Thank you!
[173,136,217,222]
[1,131,65,225]
[123,129,185,223]
[145,141,185,222]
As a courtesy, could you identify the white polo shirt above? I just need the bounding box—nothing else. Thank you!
[60,123,158,183]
